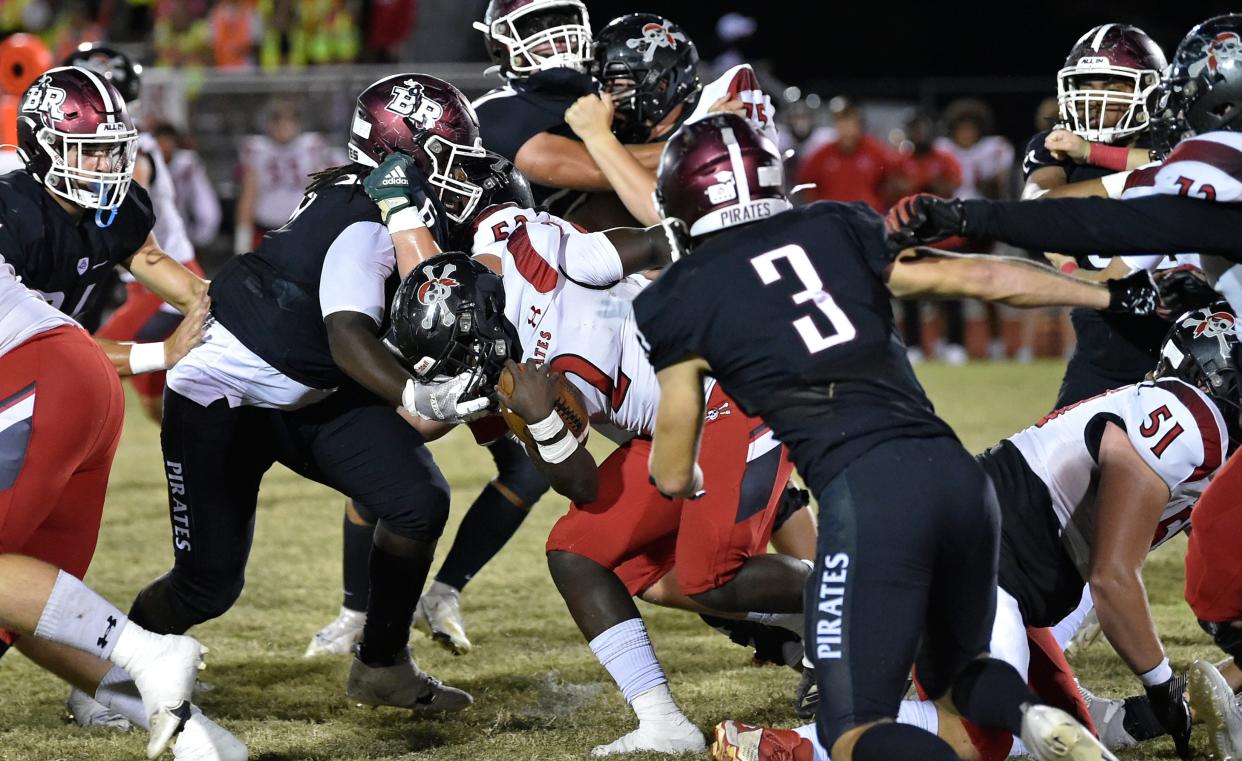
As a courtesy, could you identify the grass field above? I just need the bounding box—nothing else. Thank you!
[0,361,1223,761]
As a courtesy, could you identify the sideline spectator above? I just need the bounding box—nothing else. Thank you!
[234,99,337,254]
[154,0,213,67]
[210,0,260,68]
[155,122,222,250]
[894,111,963,363]
[795,96,902,213]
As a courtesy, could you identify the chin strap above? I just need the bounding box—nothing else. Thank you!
[94,183,117,228]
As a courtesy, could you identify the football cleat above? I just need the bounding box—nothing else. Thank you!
[1076,684,1139,749]
[304,607,366,657]
[172,708,248,761]
[124,634,205,759]
[1189,659,1242,761]
[66,687,132,730]
[346,652,473,714]
[709,720,810,761]
[590,719,706,756]
[1067,609,1102,654]
[794,666,818,720]
[1020,704,1120,761]
[414,583,472,655]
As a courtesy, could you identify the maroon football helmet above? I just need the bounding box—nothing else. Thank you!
[474,0,592,76]
[347,73,488,223]
[655,113,791,238]
[1057,23,1167,144]
[17,66,138,212]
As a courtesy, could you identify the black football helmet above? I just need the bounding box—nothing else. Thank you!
[1155,301,1242,442]
[62,42,143,105]
[594,13,701,143]
[448,151,535,249]
[388,252,517,395]
[1152,14,1242,153]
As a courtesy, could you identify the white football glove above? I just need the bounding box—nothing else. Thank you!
[402,374,492,424]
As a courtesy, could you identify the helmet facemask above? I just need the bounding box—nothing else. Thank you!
[1057,62,1160,143]
[423,134,488,224]
[480,2,592,75]
[36,124,137,211]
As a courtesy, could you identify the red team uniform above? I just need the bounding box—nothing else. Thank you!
[469,206,794,597]
[0,259,124,647]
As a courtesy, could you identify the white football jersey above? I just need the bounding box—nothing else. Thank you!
[472,206,661,436]
[241,132,335,229]
[122,133,195,286]
[1008,378,1226,576]
[1122,131,1242,202]
[0,255,77,359]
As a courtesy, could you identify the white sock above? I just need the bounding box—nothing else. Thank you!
[745,611,804,635]
[897,699,939,733]
[426,580,459,597]
[1050,588,1093,650]
[588,618,669,704]
[33,571,129,660]
[793,723,830,761]
[1010,736,1030,756]
[95,665,149,730]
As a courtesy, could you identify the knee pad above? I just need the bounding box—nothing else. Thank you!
[773,485,810,533]
[1201,618,1242,661]
[490,437,550,506]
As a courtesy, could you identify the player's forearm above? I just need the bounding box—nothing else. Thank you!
[971,257,1110,309]
[579,132,660,226]
[392,227,442,279]
[526,446,598,504]
[1090,570,1165,677]
[963,195,1242,258]
[625,142,664,171]
[325,315,409,407]
[93,337,161,377]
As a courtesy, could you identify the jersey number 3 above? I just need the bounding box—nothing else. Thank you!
[750,245,856,354]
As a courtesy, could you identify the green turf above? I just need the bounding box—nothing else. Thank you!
[1,360,1221,760]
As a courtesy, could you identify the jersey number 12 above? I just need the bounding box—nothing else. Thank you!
[750,245,856,353]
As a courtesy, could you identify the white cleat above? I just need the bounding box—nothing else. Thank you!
[590,720,706,756]
[414,584,471,655]
[1020,704,1119,761]
[172,708,248,761]
[125,634,205,759]
[1076,684,1138,749]
[304,607,366,657]
[1067,609,1102,654]
[1189,658,1242,761]
[66,687,132,730]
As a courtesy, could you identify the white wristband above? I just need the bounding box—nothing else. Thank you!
[1139,658,1173,687]
[527,411,565,443]
[129,342,167,374]
[537,432,579,464]
[386,205,427,234]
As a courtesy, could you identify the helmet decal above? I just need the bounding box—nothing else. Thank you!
[416,261,462,329]
[21,76,66,120]
[626,21,687,63]
[1186,309,1237,356]
[1203,32,1242,77]
[385,79,444,129]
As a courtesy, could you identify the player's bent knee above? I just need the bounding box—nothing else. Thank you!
[829,720,886,761]
[363,484,451,543]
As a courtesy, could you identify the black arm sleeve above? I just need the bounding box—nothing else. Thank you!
[963,195,1242,260]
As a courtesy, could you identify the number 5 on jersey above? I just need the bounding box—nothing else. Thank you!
[750,244,856,354]
[1140,404,1185,458]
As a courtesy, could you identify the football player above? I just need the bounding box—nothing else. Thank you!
[715,304,1239,761]
[124,74,486,715]
[0,254,243,759]
[471,0,664,219]
[65,43,207,425]
[633,114,1136,761]
[4,66,209,385]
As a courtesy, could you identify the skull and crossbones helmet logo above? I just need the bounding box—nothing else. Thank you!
[1185,309,1237,357]
[416,262,460,329]
[626,21,687,63]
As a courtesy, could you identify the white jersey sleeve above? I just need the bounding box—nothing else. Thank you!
[561,230,624,287]
[318,221,395,324]
[1120,379,1227,492]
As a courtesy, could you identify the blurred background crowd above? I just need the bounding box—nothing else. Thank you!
[2,0,1233,363]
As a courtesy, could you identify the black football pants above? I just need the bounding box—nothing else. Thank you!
[807,435,1000,749]
[130,384,450,634]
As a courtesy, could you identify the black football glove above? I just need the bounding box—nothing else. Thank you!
[1144,675,1192,759]
[1154,263,1221,317]
[1106,270,1159,316]
[885,193,967,251]
[362,152,451,245]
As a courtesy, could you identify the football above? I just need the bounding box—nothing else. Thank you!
[496,365,590,446]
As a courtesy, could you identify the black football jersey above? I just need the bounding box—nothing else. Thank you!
[1020,129,1168,398]
[473,69,597,213]
[633,202,956,494]
[0,170,154,320]
[209,174,396,389]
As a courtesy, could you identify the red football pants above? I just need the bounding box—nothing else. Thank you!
[546,385,794,596]
[0,326,124,646]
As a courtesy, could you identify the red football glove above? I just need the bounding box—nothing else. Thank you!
[885,193,967,251]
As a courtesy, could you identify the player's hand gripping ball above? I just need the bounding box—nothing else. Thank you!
[495,360,589,446]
